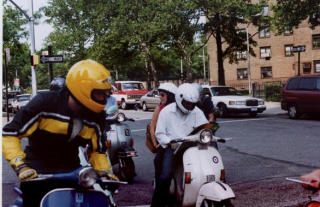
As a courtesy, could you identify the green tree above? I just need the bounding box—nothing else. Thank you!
[272,0,320,33]
[157,0,207,83]
[3,3,30,90]
[200,0,266,85]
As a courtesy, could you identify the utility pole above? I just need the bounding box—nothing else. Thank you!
[8,0,38,97]
[246,25,252,96]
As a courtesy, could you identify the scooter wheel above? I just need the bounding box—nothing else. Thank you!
[119,158,136,183]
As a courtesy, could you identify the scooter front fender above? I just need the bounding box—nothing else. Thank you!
[195,182,235,207]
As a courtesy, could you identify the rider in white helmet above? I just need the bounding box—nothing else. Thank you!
[151,83,208,207]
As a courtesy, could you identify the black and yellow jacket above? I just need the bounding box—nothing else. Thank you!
[2,88,111,173]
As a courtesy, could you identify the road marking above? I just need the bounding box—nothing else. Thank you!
[132,129,147,132]
[218,117,271,123]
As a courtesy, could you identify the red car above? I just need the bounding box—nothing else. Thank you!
[281,75,320,119]
[112,81,148,109]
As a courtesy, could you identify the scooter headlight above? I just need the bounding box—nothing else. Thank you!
[78,167,98,188]
[117,113,125,122]
[200,129,212,144]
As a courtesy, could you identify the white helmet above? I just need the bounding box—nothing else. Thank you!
[158,82,177,95]
[175,83,199,114]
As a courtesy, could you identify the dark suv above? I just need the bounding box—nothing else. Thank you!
[281,75,320,119]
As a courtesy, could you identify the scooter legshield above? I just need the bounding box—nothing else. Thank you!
[40,188,110,207]
[195,182,235,207]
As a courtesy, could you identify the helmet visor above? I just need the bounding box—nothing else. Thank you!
[182,100,196,111]
[91,89,108,105]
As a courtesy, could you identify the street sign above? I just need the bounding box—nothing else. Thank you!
[40,55,64,64]
[292,45,306,53]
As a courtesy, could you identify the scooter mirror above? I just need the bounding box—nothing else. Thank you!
[106,105,118,115]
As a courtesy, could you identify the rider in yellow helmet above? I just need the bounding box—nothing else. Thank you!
[2,59,117,206]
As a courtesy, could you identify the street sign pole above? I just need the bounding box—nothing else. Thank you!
[292,45,306,76]
[48,46,53,82]
[4,49,9,121]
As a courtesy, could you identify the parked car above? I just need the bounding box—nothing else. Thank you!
[202,85,266,117]
[140,88,161,111]
[112,81,148,109]
[12,94,31,113]
[281,75,320,119]
[2,90,21,112]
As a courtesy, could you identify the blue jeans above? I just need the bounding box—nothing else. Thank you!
[151,147,174,207]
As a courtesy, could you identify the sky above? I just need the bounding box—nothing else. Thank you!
[8,0,54,51]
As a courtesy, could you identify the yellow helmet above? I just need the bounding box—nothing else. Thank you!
[66,59,112,113]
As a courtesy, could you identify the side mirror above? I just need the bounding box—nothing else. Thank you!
[106,105,119,115]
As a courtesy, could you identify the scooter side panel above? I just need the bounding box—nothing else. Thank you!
[40,188,110,207]
[182,146,224,207]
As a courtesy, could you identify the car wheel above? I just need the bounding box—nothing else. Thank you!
[288,105,300,119]
[142,102,148,111]
[217,104,228,118]
[121,100,127,110]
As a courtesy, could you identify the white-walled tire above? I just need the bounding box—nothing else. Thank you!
[288,105,300,119]
[121,100,127,110]
[142,102,148,111]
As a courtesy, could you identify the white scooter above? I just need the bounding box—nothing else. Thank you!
[166,123,235,207]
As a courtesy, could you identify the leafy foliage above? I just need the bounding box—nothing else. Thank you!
[200,0,267,85]
[272,0,320,33]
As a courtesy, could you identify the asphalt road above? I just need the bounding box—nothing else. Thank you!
[2,111,320,207]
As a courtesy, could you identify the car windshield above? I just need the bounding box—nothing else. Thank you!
[211,87,238,96]
[18,95,30,101]
[122,83,145,90]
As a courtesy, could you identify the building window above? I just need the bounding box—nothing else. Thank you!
[284,27,293,36]
[259,27,270,38]
[260,47,271,58]
[303,62,311,74]
[237,68,248,80]
[236,51,247,60]
[312,34,320,49]
[261,67,272,78]
[314,60,320,73]
[285,45,293,56]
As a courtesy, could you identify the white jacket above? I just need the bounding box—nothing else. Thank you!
[155,103,208,148]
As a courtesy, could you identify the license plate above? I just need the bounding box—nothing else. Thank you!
[251,107,258,111]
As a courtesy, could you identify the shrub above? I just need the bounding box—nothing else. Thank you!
[264,83,283,102]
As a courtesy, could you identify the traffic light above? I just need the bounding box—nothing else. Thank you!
[30,54,39,66]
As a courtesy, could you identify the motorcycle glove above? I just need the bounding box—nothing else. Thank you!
[11,156,38,182]
[96,170,120,181]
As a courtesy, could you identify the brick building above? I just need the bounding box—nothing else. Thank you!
[207,6,320,88]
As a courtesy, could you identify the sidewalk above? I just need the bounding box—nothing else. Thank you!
[264,101,286,115]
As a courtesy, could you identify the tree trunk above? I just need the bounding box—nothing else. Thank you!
[216,14,226,86]
[141,42,159,88]
[144,57,152,90]
[184,55,193,83]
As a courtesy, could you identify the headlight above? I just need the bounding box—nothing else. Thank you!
[258,100,264,105]
[78,167,97,188]
[229,101,246,105]
[127,95,133,99]
[200,129,212,144]
[117,113,125,122]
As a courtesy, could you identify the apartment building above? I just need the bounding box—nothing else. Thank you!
[207,7,320,87]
